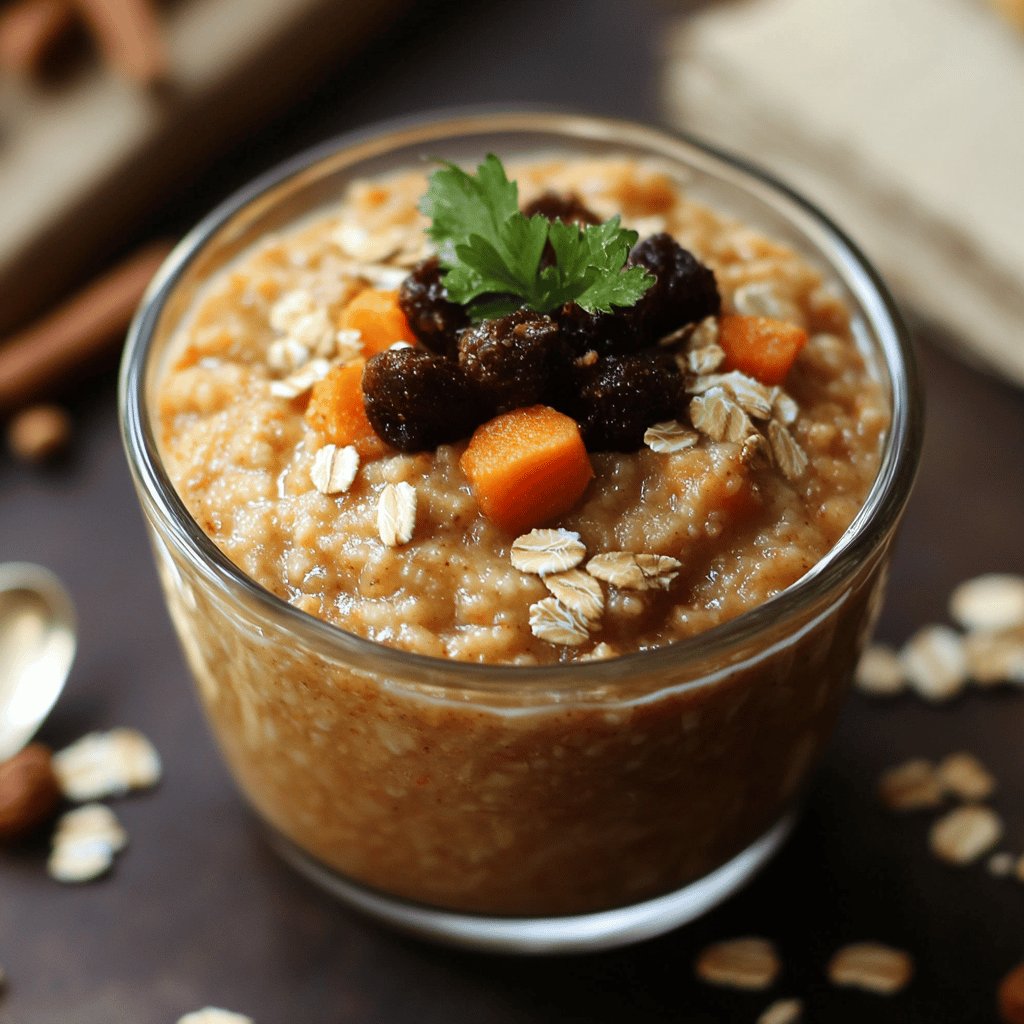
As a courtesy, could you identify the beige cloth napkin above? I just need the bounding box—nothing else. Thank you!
[664,0,1024,385]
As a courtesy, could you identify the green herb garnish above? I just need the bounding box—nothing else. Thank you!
[420,154,653,321]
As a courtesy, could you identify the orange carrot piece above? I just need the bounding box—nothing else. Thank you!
[304,360,386,459]
[718,314,808,386]
[460,405,594,534]
[338,288,417,356]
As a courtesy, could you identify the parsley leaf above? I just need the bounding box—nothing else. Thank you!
[419,155,653,321]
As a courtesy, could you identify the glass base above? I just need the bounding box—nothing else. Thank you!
[269,813,795,955]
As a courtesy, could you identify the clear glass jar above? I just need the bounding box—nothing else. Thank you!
[119,112,921,954]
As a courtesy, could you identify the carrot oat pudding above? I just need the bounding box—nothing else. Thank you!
[141,136,904,926]
[158,156,886,664]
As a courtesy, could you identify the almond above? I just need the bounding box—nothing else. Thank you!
[0,743,61,842]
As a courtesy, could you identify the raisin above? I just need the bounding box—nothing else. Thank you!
[398,257,469,358]
[459,310,565,413]
[555,301,643,357]
[628,233,720,341]
[521,192,600,226]
[363,348,489,452]
[565,352,684,451]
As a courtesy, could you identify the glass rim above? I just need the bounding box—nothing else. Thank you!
[119,108,923,693]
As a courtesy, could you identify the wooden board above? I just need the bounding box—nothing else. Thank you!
[0,0,410,335]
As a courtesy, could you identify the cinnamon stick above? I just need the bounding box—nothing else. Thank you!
[0,241,173,414]
[73,0,167,86]
[0,0,75,76]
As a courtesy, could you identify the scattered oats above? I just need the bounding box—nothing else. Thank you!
[689,387,754,443]
[855,644,906,697]
[694,937,781,990]
[269,358,331,399]
[48,840,113,884]
[334,328,364,363]
[827,943,913,995]
[688,315,719,349]
[949,574,1024,632]
[177,1010,254,1024]
[337,261,407,289]
[333,222,407,262]
[644,420,700,453]
[54,729,161,801]
[54,802,127,856]
[937,752,996,801]
[311,444,359,496]
[510,529,586,576]
[687,343,726,375]
[964,627,1024,686]
[688,370,774,419]
[529,597,590,646]
[767,420,808,481]
[584,642,618,661]
[878,759,943,811]
[269,289,316,333]
[770,387,799,425]
[901,624,968,702]
[544,569,604,623]
[587,551,681,591]
[48,803,127,883]
[377,481,417,547]
[266,337,310,375]
[757,998,803,1024]
[929,804,1003,865]
[989,852,1015,877]
[733,281,800,322]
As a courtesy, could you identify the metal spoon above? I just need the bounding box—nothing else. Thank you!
[0,562,76,761]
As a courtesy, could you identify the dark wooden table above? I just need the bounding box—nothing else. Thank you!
[3,2,1022,1021]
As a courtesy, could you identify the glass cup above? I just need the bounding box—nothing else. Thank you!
[120,111,922,954]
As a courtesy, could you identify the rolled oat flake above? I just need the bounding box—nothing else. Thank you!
[949,573,1024,632]
[694,937,781,990]
[900,624,968,701]
[827,943,914,995]
[929,804,1003,865]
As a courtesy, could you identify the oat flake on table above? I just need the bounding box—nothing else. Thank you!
[177,1009,254,1024]
[855,643,906,697]
[827,943,914,995]
[878,758,944,811]
[53,728,161,801]
[47,803,127,884]
[948,573,1024,632]
[929,804,1003,865]
[936,751,996,801]
[900,624,968,701]
[695,937,781,990]
[757,998,803,1024]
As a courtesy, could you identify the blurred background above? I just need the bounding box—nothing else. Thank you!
[1,1,1022,1022]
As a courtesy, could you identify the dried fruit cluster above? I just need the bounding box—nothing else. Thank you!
[364,196,722,453]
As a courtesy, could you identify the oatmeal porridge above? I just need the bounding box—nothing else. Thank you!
[157,157,887,665]
[136,138,906,920]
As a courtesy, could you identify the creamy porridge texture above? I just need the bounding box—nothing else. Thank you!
[158,158,887,665]
[148,151,897,917]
